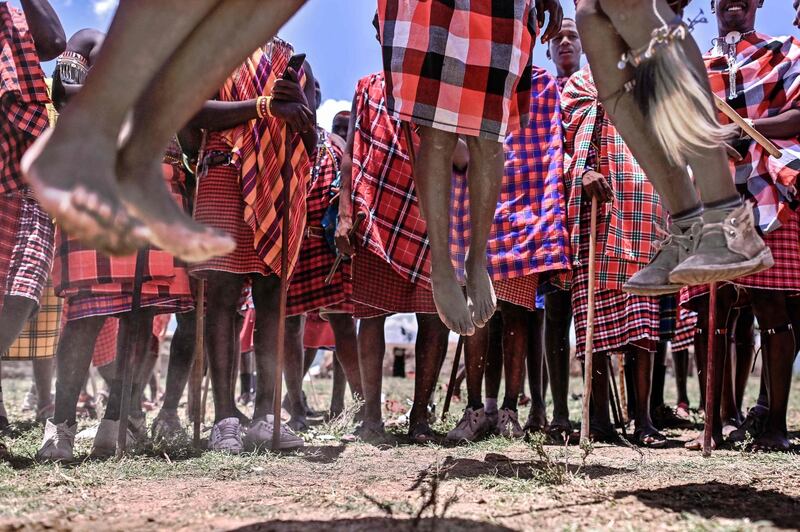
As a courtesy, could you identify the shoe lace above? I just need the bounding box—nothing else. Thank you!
[653,225,694,254]
[217,421,240,441]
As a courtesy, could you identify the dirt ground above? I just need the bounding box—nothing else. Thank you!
[0,370,798,531]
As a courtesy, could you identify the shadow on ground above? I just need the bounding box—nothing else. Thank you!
[435,452,626,482]
[230,517,513,531]
[615,481,800,529]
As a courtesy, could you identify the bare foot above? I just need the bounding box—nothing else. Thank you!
[752,429,791,452]
[684,431,723,451]
[431,268,474,336]
[116,150,234,263]
[22,128,150,255]
[465,256,496,328]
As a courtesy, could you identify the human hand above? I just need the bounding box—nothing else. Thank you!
[334,214,354,256]
[581,170,613,203]
[536,0,563,44]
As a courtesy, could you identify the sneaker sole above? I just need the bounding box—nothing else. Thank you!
[622,281,684,296]
[668,249,774,286]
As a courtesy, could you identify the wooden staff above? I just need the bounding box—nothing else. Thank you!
[271,132,294,449]
[116,248,147,459]
[325,211,366,285]
[713,96,782,159]
[190,280,205,447]
[617,353,628,424]
[703,282,718,457]
[440,336,465,421]
[607,356,628,438]
[580,197,599,445]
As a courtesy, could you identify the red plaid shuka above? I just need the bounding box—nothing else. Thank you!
[561,66,666,291]
[287,131,353,316]
[351,72,431,286]
[220,39,310,278]
[54,161,194,321]
[450,67,571,287]
[0,3,50,194]
[705,33,800,233]
[378,0,537,142]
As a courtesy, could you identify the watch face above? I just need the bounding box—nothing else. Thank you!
[725,31,742,45]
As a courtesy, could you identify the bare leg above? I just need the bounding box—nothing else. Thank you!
[0,296,37,354]
[408,313,449,438]
[498,302,528,413]
[589,352,614,439]
[117,0,308,262]
[750,290,794,451]
[357,316,386,428]
[160,311,196,411]
[251,275,281,420]
[205,272,245,422]
[545,289,573,433]
[733,306,755,414]
[464,136,503,328]
[32,358,54,413]
[483,313,503,412]
[23,0,221,254]
[328,313,364,402]
[630,347,665,446]
[329,355,346,417]
[464,325,490,410]
[104,311,154,422]
[414,127,473,335]
[524,308,547,431]
[284,315,307,430]
[52,317,106,425]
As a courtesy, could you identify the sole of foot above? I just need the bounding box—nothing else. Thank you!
[465,262,496,329]
[22,129,150,255]
[431,271,474,336]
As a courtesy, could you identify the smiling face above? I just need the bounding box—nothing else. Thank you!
[547,19,581,78]
[715,0,759,35]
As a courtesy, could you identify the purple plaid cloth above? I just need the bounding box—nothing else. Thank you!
[450,66,571,281]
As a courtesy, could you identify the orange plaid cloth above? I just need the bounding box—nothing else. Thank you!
[2,279,61,360]
[219,39,310,277]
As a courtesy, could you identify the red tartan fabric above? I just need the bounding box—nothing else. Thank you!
[671,308,698,352]
[191,138,274,278]
[561,66,666,290]
[451,67,571,286]
[0,4,49,193]
[54,163,193,319]
[352,249,436,319]
[377,0,536,141]
[287,133,353,316]
[351,72,431,286]
[494,275,539,311]
[92,317,118,368]
[303,312,336,349]
[705,33,800,233]
[0,192,54,313]
[220,39,310,278]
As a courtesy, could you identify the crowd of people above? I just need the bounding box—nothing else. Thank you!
[0,0,798,465]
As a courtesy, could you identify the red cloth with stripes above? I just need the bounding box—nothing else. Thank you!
[0,192,55,314]
[287,133,353,316]
[352,249,436,319]
[0,4,50,194]
[377,0,536,142]
[53,162,194,321]
[303,312,336,349]
[219,39,310,278]
[91,317,118,368]
[351,72,431,287]
[671,308,698,353]
[191,137,276,278]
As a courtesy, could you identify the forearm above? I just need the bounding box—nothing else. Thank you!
[338,152,354,221]
[20,0,65,61]
[753,109,800,140]
[188,100,259,131]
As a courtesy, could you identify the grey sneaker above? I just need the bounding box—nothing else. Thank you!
[446,407,493,442]
[244,415,304,451]
[151,409,187,443]
[496,408,524,439]
[90,418,144,459]
[670,202,773,285]
[36,419,76,462]
[208,417,243,454]
[624,224,694,295]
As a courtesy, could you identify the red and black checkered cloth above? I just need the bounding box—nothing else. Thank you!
[352,249,436,319]
[0,4,50,194]
[377,0,537,141]
[705,33,800,233]
[54,162,194,321]
[351,72,432,287]
[671,307,698,353]
[561,66,666,291]
[287,132,353,316]
[450,66,571,310]
[0,192,55,314]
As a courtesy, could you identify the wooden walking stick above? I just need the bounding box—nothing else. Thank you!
[116,249,147,460]
[190,280,205,447]
[440,336,465,421]
[607,356,628,438]
[713,96,783,159]
[271,131,294,449]
[703,282,718,457]
[617,354,628,424]
[325,211,366,285]
[580,197,599,445]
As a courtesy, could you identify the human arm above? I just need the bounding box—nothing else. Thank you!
[20,0,65,61]
[334,95,359,257]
